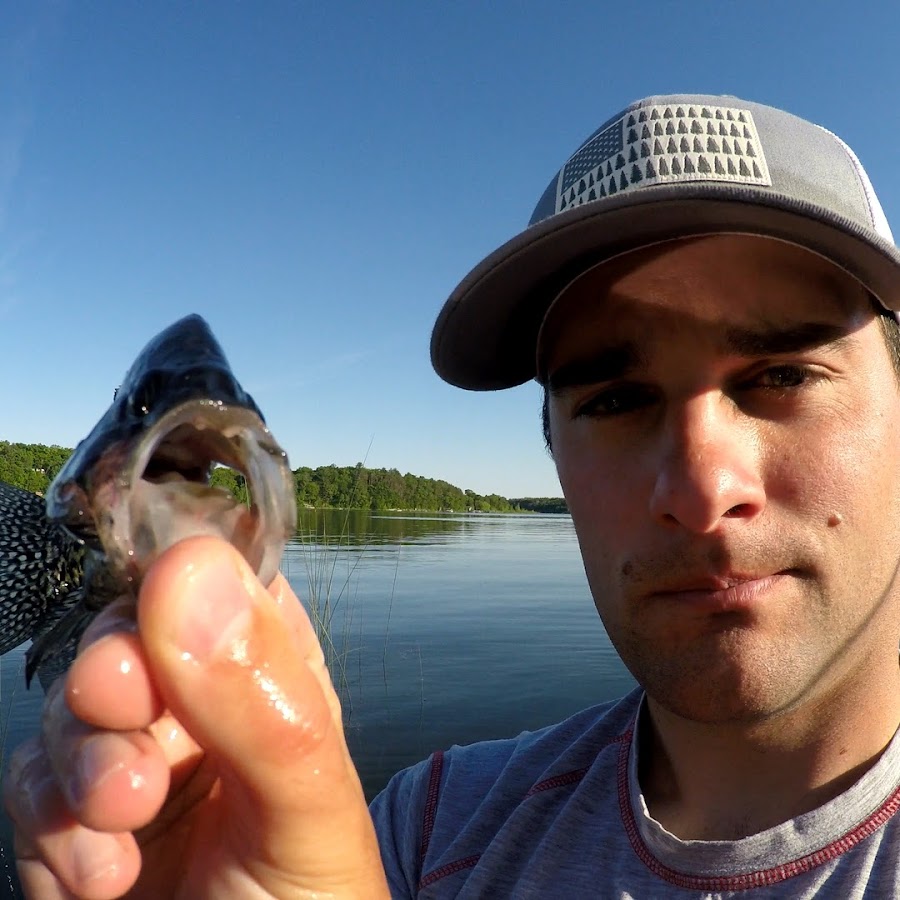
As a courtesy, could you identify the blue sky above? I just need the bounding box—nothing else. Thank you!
[2,1,898,497]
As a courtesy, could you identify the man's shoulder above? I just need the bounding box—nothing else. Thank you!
[438,687,641,785]
[370,689,642,895]
[371,688,641,827]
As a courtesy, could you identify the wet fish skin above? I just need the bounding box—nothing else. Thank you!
[0,314,297,689]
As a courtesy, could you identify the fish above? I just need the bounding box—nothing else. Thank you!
[0,314,297,690]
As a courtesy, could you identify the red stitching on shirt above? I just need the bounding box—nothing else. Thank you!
[420,854,482,888]
[525,766,589,796]
[420,750,445,865]
[617,727,900,891]
[525,734,630,797]
[417,727,632,888]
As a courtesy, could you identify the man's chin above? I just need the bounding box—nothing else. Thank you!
[617,618,817,724]
[634,651,809,727]
[649,689,788,727]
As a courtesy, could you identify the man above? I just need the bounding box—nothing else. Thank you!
[5,94,900,898]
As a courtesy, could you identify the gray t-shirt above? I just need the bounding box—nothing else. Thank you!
[370,688,900,897]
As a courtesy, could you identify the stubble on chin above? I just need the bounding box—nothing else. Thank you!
[595,542,832,726]
[616,620,817,725]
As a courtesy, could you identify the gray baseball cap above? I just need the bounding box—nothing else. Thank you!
[431,93,900,390]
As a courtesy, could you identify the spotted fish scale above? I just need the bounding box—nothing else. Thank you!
[0,481,85,661]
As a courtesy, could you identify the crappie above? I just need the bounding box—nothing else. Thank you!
[0,314,297,689]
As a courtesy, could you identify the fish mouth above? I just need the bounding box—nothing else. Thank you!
[92,398,296,591]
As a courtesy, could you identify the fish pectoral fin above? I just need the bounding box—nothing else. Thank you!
[25,599,94,689]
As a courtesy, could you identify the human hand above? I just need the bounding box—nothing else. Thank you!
[2,536,389,899]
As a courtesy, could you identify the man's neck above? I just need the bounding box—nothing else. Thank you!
[638,654,900,842]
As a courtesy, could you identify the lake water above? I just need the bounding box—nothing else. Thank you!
[0,510,635,896]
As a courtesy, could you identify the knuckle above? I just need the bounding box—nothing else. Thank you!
[3,738,59,829]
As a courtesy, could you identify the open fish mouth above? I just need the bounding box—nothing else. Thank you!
[54,398,296,594]
[2,314,297,689]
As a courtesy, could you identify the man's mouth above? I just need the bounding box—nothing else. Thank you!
[647,572,789,614]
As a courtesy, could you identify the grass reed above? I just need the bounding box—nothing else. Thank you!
[286,508,368,720]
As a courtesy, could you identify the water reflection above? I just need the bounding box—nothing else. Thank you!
[295,507,515,547]
[284,510,635,799]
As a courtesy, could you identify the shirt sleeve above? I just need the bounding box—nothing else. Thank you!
[369,755,434,899]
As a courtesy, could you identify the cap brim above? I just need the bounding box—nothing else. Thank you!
[431,184,900,390]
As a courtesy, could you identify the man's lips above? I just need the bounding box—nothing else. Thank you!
[646,573,788,613]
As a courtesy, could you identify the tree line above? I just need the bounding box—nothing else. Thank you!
[0,442,567,514]
[511,497,570,514]
[0,442,73,495]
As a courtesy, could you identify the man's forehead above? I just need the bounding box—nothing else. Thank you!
[628,234,858,283]
[537,236,874,382]
[538,237,870,352]
[583,237,865,310]
[559,289,867,344]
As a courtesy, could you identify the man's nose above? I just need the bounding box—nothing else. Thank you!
[648,392,765,533]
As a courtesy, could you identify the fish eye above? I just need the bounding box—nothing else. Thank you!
[128,371,166,417]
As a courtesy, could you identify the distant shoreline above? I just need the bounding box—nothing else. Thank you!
[0,441,568,515]
[298,504,570,515]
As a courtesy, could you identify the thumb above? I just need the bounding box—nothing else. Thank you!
[138,535,388,898]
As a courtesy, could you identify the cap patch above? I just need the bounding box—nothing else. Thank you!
[556,104,772,214]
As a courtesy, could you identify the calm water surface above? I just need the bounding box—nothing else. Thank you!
[0,510,635,896]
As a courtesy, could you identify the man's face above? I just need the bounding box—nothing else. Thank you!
[543,235,900,725]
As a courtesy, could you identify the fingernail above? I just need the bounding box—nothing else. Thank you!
[176,552,254,662]
[68,734,140,808]
[71,828,126,885]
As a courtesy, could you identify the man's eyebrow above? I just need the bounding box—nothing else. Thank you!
[545,343,641,393]
[544,322,856,392]
[724,321,854,356]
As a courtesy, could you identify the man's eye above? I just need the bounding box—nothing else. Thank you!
[755,365,809,389]
[575,385,655,417]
